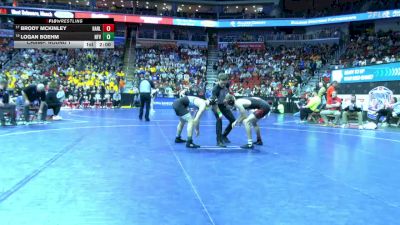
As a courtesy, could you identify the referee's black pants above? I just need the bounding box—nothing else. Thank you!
[139,93,151,120]
[213,104,235,142]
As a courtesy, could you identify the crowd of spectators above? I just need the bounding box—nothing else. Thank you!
[0,47,126,111]
[214,43,338,98]
[1,26,400,125]
[135,45,208,98]
[0,38,13,70]
[340,31,400,68]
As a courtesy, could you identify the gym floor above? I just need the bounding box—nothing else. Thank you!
[0,108,399,225]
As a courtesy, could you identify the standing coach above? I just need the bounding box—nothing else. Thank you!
[139,75,155,121]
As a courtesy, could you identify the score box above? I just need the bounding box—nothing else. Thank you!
[102,32,114,41]
[102,24,115,32]
[96,41,114,49]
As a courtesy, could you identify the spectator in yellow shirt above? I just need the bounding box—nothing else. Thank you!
[300,90,321,121]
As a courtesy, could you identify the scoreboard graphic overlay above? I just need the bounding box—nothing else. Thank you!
[14,18,115,49]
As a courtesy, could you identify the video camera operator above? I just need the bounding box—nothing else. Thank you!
[0,80,17,126]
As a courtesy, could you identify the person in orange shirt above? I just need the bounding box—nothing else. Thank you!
[326,81,338,104]
[119,78,125,93]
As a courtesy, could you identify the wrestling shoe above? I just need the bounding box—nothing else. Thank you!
[217,141,227,148]
[175,137,187,143]
[186,142,200,148]
[241,144,254,149]
[253,140,263,146]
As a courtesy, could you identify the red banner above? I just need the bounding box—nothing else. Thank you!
[0,8,7,15]
[128,15,173,25]
[74,12,173,25]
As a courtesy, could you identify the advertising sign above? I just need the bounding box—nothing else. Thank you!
[219,9,400,28]
[153,97,175,109]
[236,42,265,49]
[2,6,400,28]
[0,8,7,15]
[6,8,74,18]
[75,12,173,25]
[173,18,218,27]
[331,63,400,83]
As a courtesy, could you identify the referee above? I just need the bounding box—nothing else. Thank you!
[211,73,236,147]
[139,75,155,121]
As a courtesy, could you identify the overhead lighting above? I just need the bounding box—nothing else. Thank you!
[155,4,157,7]
[163,3,166,5]
[146,5,148,8]
[236,6,238,9]
[195,9,198,12]
[189,6,191,9]
[104,3,107,6]
[112,2,115,4]
[245,8,248,10]
[160,13,162,15]
[68,1,71,4]
[198,5,201,8]
[122,4,124,6]
[146,1,148,4]
[253,5,256,8]
[181,4,184,6]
